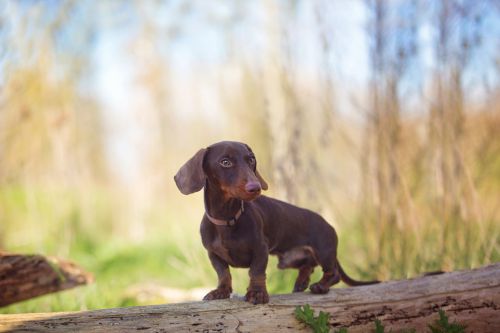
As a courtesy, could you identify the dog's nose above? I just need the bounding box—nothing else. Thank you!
[245,181,261,194]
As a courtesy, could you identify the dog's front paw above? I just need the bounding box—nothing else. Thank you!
[245,289,269,304]
[309,282,330,294]
[293,280,309,293]
[203,288,231,300]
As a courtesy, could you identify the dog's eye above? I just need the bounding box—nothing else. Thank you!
[220,159,233,168]
[248,157,256,165]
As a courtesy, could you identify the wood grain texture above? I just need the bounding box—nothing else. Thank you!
[0,253,93,307]
[1,263,499,333]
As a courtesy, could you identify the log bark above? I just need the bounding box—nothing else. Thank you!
[1,263,499,333]
[0,253,93,307]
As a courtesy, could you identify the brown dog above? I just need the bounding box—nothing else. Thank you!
[174,141,378,304]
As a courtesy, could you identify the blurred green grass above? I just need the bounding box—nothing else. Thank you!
[0,186,309,313]
[1,178,499,314]
[0,226,313,313]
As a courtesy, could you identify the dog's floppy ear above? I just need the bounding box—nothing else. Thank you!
[256,169,269,190]
[174,148,207,195]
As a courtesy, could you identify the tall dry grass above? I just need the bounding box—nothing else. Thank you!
[355,0,500,279]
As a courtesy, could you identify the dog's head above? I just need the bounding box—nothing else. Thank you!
[174,141,268,201]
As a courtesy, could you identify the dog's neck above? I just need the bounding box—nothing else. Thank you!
[204,180,243,223]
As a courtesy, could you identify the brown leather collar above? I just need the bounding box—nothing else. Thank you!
[205,200,245,227]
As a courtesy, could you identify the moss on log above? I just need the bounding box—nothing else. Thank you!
[0,253,93,307]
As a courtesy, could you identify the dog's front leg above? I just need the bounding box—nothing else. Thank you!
[203,251,232,300]
[245,245,269,304]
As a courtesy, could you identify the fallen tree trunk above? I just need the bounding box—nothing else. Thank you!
[1,263,499,333]
[0,253,93,307]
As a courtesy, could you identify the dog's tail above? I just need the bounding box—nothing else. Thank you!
[337,260,380,286]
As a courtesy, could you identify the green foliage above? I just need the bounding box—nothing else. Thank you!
[294,306,463,333]
[295,305,331,333]
[374,319,385,333]
[428,310,466,333]
[371,319,419,333]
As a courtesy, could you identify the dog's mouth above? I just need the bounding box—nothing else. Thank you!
[221,186,261,201]
[241,191,261,201]
[233,188,261,201]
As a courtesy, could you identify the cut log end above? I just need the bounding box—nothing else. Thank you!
[0,253,93,307]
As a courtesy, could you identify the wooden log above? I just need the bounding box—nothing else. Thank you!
[0,263,499,333]
[0,253,93,307]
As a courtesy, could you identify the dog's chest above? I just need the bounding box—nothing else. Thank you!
[209,229,252,267]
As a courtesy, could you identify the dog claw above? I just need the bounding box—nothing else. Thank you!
[244,289,269,304]
[203,288,231,300]
[309,282,330,294]
[293,283,309,293]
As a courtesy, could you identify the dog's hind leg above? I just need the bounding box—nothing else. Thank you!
[293,265,314,292]
[309,253,341,294]
[276,246,318,293]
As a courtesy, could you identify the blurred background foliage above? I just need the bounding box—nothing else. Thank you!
[0,0,499,313]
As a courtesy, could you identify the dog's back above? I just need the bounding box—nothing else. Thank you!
[250,195,338,256]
